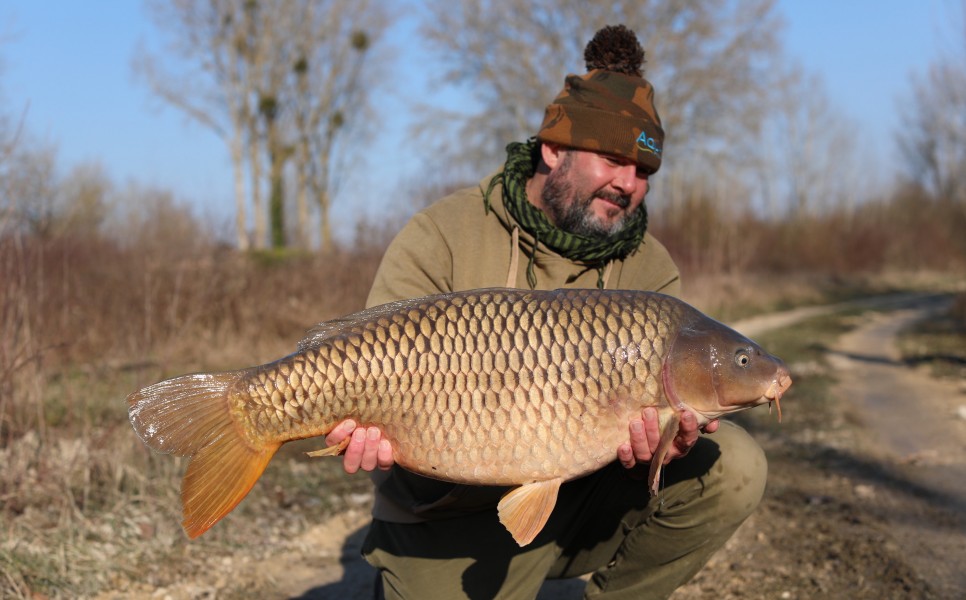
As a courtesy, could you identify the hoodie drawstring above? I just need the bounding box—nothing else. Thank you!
[506,227,520,288]
[507,224,615,290]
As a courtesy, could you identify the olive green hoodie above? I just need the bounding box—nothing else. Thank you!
[364,170,681,522]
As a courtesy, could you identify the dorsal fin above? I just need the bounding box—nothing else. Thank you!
[296,297,424,351]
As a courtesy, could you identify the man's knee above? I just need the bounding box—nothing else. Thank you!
[707,421,767,523]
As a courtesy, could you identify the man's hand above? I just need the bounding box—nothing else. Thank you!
[617,407,719,470]
[325,419,394,474]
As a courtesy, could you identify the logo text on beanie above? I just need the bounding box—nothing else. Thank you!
[636,132,662,156]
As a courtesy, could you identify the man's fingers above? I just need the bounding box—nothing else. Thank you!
[325,419,357,447]
[359,427,382,471]
[679,411,698,436]
[618,442,637,469]
[332,422,394,473]
[628,419,650,464]
[376,439,394,470]
[642,407,661,455]
[669,411,700,462]
[342,427,368,474]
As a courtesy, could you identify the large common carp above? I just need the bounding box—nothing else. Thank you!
[128,288,791,546]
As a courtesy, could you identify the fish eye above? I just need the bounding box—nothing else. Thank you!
[735,350,751,368]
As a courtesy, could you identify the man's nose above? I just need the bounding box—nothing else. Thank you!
[612,164,639,194]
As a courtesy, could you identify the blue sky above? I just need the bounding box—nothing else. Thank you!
[0,1,959,236]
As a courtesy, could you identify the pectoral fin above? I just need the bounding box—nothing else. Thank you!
[497,478,563,546]
[648,412,682,496]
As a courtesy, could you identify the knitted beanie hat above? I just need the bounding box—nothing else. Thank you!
[536,25,665,174]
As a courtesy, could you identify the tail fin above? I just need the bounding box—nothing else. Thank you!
[128,372,280,538]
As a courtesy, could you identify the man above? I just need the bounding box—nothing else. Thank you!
[326,25,767,599]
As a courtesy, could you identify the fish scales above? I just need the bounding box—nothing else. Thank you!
[128,287,792,544]
[227,289,673,484]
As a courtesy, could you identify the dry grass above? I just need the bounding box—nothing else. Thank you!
[1,187,964,597]
[0,223,385,598]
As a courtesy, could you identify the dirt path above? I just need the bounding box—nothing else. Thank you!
[824,298,966,597]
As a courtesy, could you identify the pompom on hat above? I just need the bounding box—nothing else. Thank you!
[536,25,665,174]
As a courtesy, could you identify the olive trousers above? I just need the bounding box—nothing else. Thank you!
[362,421,766,600]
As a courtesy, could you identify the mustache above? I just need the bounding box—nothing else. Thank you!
[595,190,631,209]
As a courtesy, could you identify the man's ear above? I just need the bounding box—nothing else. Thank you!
[540,142,565,170]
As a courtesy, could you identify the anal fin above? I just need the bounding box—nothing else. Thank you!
[497,478,563,547]
[305,436,351,457]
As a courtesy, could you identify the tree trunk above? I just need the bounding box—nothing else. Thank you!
[229,127,248,250]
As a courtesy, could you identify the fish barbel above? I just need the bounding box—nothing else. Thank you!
[128,288,792,545]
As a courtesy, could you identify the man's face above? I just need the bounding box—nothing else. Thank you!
[540,148,650,238]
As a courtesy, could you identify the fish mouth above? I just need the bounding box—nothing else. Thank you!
[763,370,793,422]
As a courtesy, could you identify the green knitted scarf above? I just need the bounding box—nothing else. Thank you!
[483,139,648,288]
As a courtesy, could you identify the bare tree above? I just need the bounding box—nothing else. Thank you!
[288,0,385,252]
[758,70,864,219]
[136,0,390,251]
[136,0,263,249]
[0,143,59,236]
[416,0,790,186]
[50,163,113,238]
[898,0,966,206]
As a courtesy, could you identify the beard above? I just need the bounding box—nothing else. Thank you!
[540,153,639,239]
